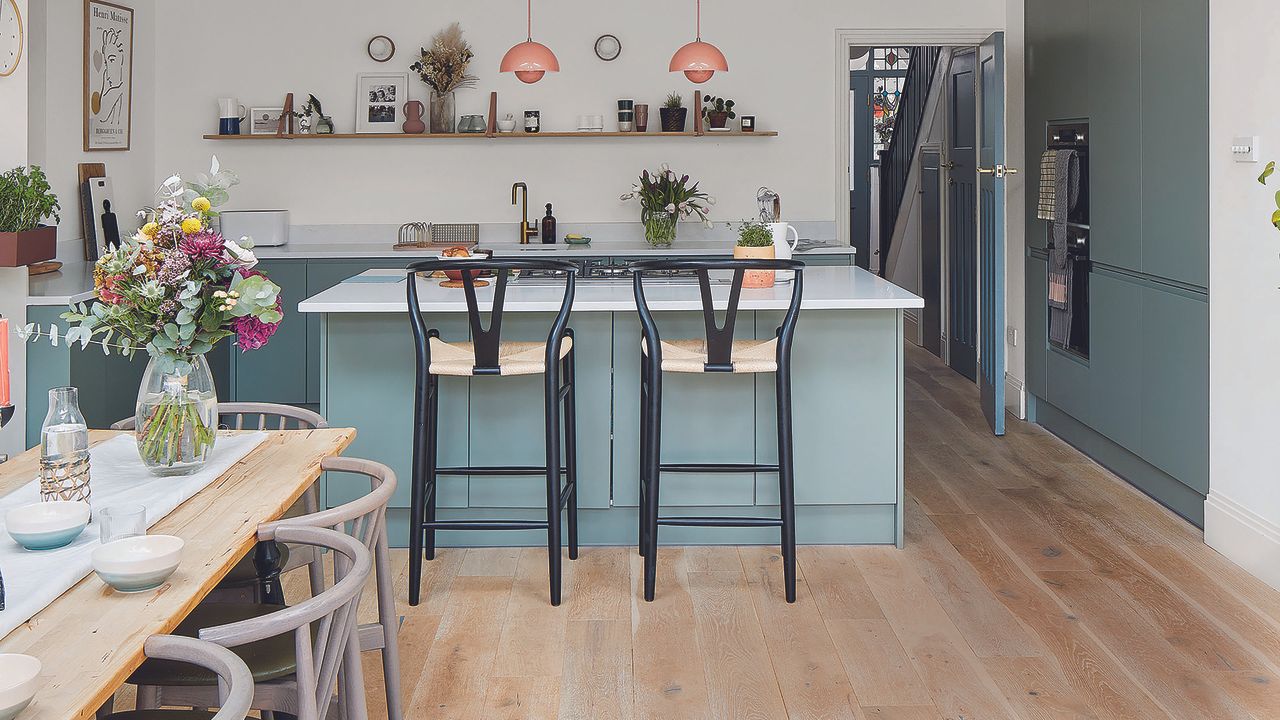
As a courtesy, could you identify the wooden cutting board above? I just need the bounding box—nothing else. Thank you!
[28,261,63,276]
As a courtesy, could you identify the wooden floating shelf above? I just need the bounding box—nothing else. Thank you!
[203,130,778,141]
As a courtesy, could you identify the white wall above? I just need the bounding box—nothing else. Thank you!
[27,0,156,258]
[1205,0,1280,589]
[149,0,1008,229]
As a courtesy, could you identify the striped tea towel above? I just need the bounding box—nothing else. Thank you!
[1037,150,1059,221]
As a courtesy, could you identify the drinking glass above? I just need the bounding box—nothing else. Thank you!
[100,505,147,543]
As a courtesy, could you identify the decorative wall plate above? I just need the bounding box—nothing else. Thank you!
[367,35,396,63]
[594,34,621,62]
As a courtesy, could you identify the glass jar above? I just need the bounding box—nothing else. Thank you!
[430,91,456,134]
[642,209,678,247]
[134,355,218,476]
[40,387,91,501]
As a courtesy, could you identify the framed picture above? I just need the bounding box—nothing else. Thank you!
[83,0,133,151]
[356,72,408,133]
[250,107,285,135]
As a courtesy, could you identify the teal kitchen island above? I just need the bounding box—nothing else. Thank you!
[299,264,923,548]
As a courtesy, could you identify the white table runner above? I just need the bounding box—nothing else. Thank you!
[0,432,267,638]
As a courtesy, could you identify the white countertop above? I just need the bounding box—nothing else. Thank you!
[27,263,96,306]
[298,266,923,314]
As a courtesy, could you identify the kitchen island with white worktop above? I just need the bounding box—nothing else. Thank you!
[300,264,922,548]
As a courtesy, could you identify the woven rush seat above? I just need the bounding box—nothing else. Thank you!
[429,336,572,376]
[642,336,779,373]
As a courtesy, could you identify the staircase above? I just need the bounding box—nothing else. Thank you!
[877,46,943,274]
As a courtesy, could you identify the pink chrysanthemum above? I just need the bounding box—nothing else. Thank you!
[233,313,279,351]
[180,231,226,261]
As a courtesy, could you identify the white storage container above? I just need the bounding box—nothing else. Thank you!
[219,210,289,247]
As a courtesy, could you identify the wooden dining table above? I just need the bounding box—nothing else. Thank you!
[0,427,355,720]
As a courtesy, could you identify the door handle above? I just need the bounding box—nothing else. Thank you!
[941,161,958,170]
[978,164,1019,178]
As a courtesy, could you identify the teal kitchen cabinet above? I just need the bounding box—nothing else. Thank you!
[304,260,404,404]
[1086,272,1143,453]
[1139,286,1208,493]
[1139,0,1209,288]
[227,260,308,405]
[1024,254,1049,399]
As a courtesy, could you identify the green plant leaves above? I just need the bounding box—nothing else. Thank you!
[1259,161,1276,185]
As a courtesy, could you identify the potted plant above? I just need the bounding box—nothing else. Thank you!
[0,166,60,267]
[1258,161,1280,230]
[298,94,334,135]
[659,92,688,133]
[18,158,285,476]
[410,22,477,133]
[702,95,736,130]
[620,164,714,247]
[734,220,776,288]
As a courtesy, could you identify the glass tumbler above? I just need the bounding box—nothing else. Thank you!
[100,504,147,543]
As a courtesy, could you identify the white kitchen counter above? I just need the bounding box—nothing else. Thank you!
[298,265,922,314]
[27,263,96,306]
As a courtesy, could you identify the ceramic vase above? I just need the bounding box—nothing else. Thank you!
[430,91,456,134]
[403,100,427,134]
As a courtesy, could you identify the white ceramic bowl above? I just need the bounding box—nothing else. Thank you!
[0,654,41,720]
[5,501,90,550]
[91,535,184,593]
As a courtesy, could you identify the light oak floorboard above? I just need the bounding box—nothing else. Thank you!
[630,549,713,720]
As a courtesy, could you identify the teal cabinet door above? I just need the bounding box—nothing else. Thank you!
[1139,0,1209,288]
[1024,255,1049,399]
[1087,272,1143,453]
[1139,287,1208,493]
[612,312,758,508]
[465,312,613,510]
[754,310,900,506]
[305,260,405,404]
[324,312,470,510]
[1087,0,1142,272]
[230,260,308,404]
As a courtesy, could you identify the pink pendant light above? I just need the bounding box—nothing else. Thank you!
[501,0,559,83]
[669,0,728,83]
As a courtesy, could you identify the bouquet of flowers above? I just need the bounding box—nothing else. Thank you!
[19,157,283,470]
[620,163,714,246]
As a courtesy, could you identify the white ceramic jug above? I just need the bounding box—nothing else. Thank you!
[769,223,799,260]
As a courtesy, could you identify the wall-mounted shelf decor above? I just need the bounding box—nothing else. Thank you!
[202,130,777,141]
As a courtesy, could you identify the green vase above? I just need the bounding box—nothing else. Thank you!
[643,210,678,247]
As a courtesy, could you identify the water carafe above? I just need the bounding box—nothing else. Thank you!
[40,387,91,501]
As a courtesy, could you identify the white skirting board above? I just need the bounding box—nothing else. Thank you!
[1205,491,1280,591]
[1005,374,1026,420]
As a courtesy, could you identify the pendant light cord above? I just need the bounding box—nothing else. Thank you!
[696,0,702,41]
[527,0,533,41]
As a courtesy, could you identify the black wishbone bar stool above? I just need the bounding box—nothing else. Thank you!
[405,258,580,606]
[632,258,805,603]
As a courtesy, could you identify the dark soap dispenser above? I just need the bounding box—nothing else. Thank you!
[541,203,557,244]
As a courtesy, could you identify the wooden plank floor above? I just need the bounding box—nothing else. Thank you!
[327,343,1280,719]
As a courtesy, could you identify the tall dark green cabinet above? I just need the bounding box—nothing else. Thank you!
[1024,0,1209,524]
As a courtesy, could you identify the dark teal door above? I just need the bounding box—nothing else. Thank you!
[850,73,872,269]
[947,50,978,381]
[978,33,1007,436]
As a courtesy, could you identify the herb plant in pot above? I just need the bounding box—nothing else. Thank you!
[734,220,776,288]
[659,92,688,133]
[621,164,714,247]
[702,95,736,130]
[19,158,285,476]
[0,166,60,267]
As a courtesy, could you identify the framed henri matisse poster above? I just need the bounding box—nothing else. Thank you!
[83,0,133,151]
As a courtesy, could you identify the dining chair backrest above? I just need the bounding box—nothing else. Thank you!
[110,402,329,432]
[404,258,577,376]
[198,526,371,720]
[630,258,805,372]
[137,635,254,720]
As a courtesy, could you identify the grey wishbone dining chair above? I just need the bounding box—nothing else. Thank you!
[255,456,402,720]
[130,525,372,720]
[98,635,254,720]
[112,402,331,604]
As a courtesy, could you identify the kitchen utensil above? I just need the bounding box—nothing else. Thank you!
[219,210,289,247]
[92,534,184,592]
[498,113,517,132]
[758,187,781,223]
[5,500,90,550]
[27,260,61,276]
[99,504,146,543]
[0,654,41,720]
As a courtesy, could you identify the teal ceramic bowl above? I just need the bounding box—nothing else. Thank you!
[564,235,592,245]
[0,654,41,720]
[92,535,184,593]
[5,501,90,551]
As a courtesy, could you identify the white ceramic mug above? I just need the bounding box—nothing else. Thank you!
[218,97,247,120]
[769,223,800,260]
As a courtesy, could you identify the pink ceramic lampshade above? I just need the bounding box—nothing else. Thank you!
[669,0,727,83]
[501,0,559,84]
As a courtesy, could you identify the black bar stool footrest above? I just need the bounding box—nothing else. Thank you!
[659,463,781,473]
[435,466,568,476]
[423,519,550,531]
[656,516,785,528]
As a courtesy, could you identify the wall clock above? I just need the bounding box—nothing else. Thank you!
[367,35,395,63]
[0,0,23,78]
[594,34,621,62]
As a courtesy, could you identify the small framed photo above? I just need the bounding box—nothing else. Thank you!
[249,107,285,135]
[741,115,756,133]
[356,72,408,133]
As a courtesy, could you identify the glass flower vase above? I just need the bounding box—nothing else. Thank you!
[134,355,218,476]
[430,91,456,134]
[642,210,678,247]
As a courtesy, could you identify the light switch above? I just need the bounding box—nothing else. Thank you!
[1232,136,1260,163]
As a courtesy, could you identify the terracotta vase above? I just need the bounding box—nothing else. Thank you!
[402,100,426,134]
[734,244,776,288]
[708,111,730,129]
[0,225,56,267]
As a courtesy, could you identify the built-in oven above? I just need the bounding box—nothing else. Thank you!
[1045,121,1090,359]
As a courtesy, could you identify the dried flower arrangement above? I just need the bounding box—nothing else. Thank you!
[409,23,478,94]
